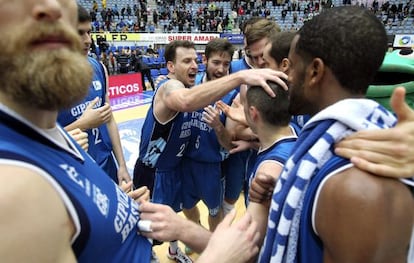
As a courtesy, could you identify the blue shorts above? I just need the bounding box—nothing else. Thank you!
[152,167,183,213]
[181,157,223,216]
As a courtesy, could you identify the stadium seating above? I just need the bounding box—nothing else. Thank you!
[198,63,206,72]
[83,0,413,35]
[150,68,160,79]
[159,67,168,75]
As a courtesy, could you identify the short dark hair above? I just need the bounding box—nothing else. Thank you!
[296,6,387,94]
[78,4,92,23]
[268,31,296,64]
[204,38,235,60]
[246,81,291,126]
[164,40,195,63]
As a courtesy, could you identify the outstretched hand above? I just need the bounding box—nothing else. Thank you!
[216,100,247,126]
[335,87,414,178]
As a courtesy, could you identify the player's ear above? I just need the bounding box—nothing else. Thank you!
[167,61,174,74]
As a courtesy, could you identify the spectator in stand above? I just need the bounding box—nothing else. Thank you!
[281,9,287,21]
[149,22,156,33]
[153,10,159,27]
[146,44,157,56]
[121,6,126,19]
[116,19,126,31]
[90,9,97,22]
[113,4,120,18]
[127,4,132,18]
[92,0,98,12]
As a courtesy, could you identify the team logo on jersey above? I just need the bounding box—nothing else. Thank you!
[92,80,103,91]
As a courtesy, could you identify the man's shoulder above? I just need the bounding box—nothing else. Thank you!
[322,166,410,205]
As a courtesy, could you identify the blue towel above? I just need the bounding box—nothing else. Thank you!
[259,99,398,263]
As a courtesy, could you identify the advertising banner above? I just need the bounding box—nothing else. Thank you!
[92,33,220,44]
[108,73,143,99]
[393,34,414,48]
[220,33,244,44]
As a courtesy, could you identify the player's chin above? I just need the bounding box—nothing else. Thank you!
[188,79,195,86]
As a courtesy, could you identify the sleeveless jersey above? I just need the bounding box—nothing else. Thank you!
[291,114,311,129]
[138,78,192,169]
[184,73,237,162]
[245,124,300,203]
[230,57,252,73]
[0,106,151,263]
[297,156,351,262]
[57,57,114,174]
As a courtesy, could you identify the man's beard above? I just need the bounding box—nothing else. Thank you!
[0,22,93,111]
[288,79,308,116]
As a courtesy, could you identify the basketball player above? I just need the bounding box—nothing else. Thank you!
[222,18,282,214]
[0,1,262,263]
[133,39,287,262]
[58,5,130,185]
[257,7,414,262]
[181,38,236,248]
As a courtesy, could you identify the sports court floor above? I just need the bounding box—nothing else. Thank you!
[112,91,246,262]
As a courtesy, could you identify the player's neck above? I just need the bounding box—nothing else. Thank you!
[259,125,294,150]
[0,93,57,129]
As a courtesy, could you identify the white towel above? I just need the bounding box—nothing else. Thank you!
[259,98,398,263]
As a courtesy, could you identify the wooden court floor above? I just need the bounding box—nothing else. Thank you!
[112,92,247,262]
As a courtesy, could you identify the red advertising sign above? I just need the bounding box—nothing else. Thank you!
[108,73,143,99]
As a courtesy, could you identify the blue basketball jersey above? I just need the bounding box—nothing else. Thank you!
[245,124,300,203]
[230,57,252,73]
[0,106,152,263]
[138,78,192,169]
[57,57,115,179]
[296,157,350,263]
[185,73,235,162]
[291,115,311,129]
